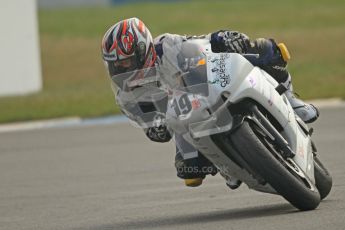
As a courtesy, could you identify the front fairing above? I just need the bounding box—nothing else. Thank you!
[110,39,244,137]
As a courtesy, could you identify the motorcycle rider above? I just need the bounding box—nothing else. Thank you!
[101,18,319,187]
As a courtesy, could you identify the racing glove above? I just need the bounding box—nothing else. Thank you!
[210,30,251,53]
[146,125,172,143]
[145,113,172,143]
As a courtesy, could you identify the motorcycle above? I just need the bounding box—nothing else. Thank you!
[111,38,332,211]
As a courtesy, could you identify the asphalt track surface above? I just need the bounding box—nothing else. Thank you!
[1,107,345,230]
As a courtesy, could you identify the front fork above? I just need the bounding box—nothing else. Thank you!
[239,101,316,184]
[248,105,295,158]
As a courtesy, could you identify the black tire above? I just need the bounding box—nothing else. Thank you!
[314,156,332,200]
[230,121,321,211]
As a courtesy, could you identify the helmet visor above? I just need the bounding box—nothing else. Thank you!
[107,56,139,76]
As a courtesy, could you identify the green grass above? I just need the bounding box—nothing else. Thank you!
[0,0,344,123]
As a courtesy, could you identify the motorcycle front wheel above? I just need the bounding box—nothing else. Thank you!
[314,156,332,200]
[230,120,321,211]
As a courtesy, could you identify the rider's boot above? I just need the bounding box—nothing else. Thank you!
[175,152,217,187]
[282,74,319,123]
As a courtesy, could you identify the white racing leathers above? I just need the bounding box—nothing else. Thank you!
[115,34,204,163]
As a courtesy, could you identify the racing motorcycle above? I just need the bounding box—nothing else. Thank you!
[111,38,332,211]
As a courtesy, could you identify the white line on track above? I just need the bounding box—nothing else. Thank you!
[0,115,128,133]
[0,98,344,133]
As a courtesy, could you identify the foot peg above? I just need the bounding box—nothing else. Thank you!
[226,178,242,190]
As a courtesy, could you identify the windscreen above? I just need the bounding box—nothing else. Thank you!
[109,38,213,129]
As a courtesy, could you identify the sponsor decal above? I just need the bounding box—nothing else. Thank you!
[180,56,204,72]
[191,98,201,110]
[211,67,218,72]
[298,145,305,158]
[248,76,257,88]
[210,57,219,63]
[268,88,275,106]
[208,54,231,87]
[208,79,220,84]
[172,94,192,116]
[103,53,116,60]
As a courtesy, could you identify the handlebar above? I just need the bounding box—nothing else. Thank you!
[242,53,260,59]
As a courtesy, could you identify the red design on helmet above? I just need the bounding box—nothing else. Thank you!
[138,20,145,33]
[121,32,134,55]
[108,40,117,53]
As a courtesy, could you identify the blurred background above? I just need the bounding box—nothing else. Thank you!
[0,0,344,124]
